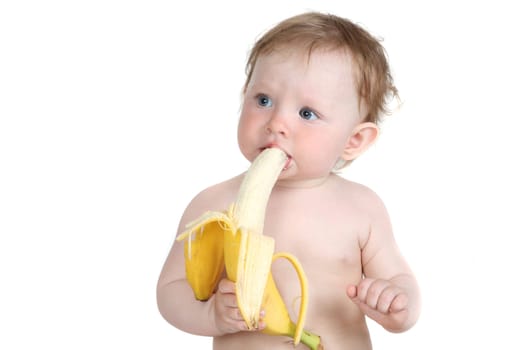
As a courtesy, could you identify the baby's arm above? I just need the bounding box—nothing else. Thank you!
[157,272,250,336]
[156,187,253,336]
[346,190,421,332]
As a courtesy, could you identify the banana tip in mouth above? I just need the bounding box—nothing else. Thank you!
[261,146,292,171]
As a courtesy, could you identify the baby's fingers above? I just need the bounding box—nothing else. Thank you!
[364,279,390,310]
[351,278,407,314]
[215,303,249,333]
[376,285,405,314]
[389,292,409,313]
[218,279,236,294]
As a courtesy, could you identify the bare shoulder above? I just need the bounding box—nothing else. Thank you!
[326,176,403,277]
[330,174,387,213]
[330,175,392,247]
[177,174,244,233]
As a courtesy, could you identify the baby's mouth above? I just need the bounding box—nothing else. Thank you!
[260,146,292,171]
[282,154,292,171]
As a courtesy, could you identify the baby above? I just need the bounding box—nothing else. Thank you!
[157,11,420,349]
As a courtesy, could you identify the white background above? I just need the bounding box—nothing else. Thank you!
[1,0,524,349]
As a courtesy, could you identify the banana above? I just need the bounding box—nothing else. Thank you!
[261,254,323,349]
[177,148,323,349]
[178,211,230,301]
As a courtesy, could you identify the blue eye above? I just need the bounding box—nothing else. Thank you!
[256,94,273,107]
[299,107,319,121]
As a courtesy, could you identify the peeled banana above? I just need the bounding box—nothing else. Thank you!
[176,148,323,349]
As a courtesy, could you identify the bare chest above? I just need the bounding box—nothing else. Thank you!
[262,190,368,318]
[263,189,367,265]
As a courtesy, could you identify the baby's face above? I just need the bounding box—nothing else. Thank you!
[238,49,363,181]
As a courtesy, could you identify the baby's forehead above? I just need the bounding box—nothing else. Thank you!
[253,46,356,74]
[261,42,353,60]
[252,50,361,101]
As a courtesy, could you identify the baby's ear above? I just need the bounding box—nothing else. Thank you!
[340,122,379,161]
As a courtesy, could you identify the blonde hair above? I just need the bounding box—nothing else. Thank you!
[243,12,398,124]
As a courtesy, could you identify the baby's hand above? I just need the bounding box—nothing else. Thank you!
[211,279,264,334]
[346,278,409,332]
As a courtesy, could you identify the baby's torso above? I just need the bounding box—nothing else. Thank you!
[214,175,375,350]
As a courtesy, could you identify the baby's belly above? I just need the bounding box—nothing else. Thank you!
[214,332,310,350]
[213,315,372,350]
[212,285,373,349]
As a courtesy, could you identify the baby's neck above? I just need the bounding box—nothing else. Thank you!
[274,174,333,190]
